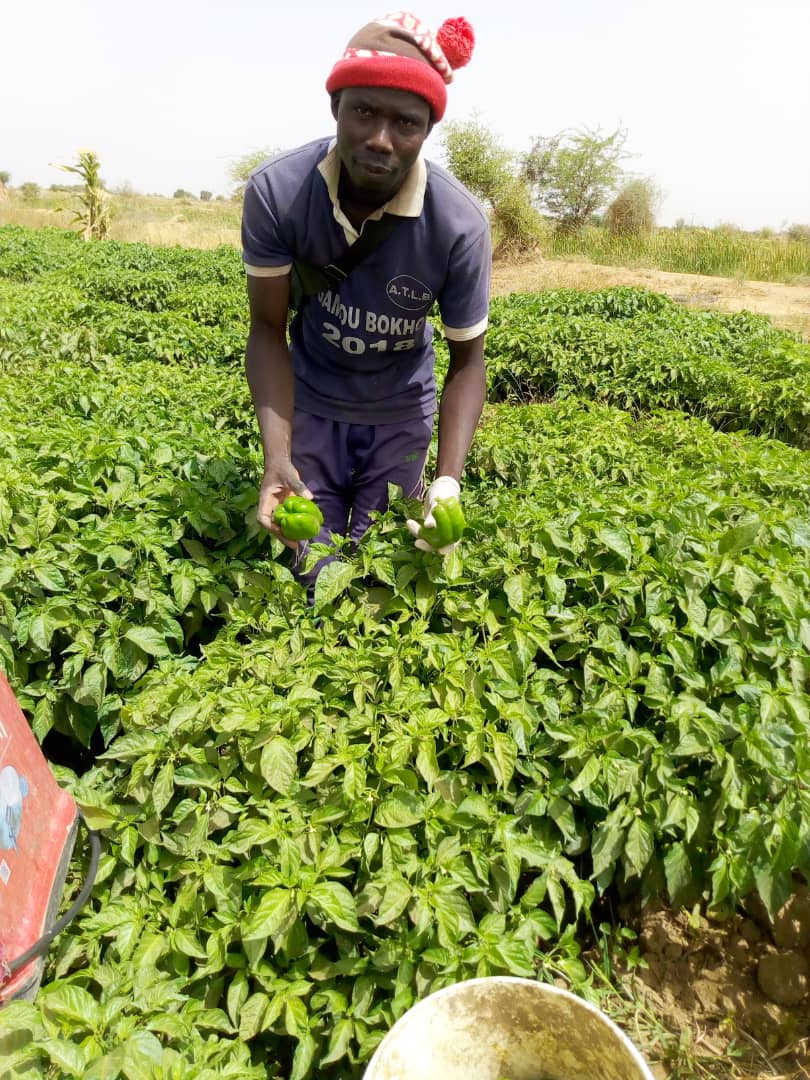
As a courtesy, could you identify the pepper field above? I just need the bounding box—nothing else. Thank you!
[1,224,809,1078]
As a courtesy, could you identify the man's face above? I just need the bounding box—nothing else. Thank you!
[332,86,432,203]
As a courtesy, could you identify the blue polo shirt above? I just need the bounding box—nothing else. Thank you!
[242,137,491,424]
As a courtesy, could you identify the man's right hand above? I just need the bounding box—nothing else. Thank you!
[257,463,314,549]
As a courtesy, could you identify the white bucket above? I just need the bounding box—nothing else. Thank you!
[363,976,655,1080]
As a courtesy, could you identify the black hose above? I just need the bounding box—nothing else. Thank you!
[8,811,101,973]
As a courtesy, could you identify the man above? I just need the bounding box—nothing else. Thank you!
[242,11,491,573]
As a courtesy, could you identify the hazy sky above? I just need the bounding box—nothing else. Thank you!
[3,0,809,230]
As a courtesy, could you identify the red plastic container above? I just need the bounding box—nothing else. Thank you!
[0,672,80,1002]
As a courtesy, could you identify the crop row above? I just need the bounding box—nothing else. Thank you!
[4,226,809,450]
[3,370,810,1075]
[464,291,810,447]
[1,225,809,1077]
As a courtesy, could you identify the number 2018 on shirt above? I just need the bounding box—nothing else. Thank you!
[322,322,416,355]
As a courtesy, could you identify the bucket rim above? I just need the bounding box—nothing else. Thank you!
[363,974,656,1080]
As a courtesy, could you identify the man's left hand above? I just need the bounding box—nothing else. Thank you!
[406,476,465,554]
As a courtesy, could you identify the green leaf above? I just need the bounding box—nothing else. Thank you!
[33,563,66,592]
[74,663,106,709]
[103,544,134,569]
[320,1018,354,1066]
[414,574,436,615]
[307,881,360,932]
[28,612,57,652]
[39,984,100,1029]
[313,560,355,610]
[238,993,269,1041]
[375,879,412,926]
[260,736,297,795]
[121,1030,164,1080]
[289,1032,318,1080]
[173,927,207,960]
[664,842,693,905]
[591,821,626,879]
[152,761,175,816]
[486,731,517,789]
[74,798,118,830]
[718,518,761,554]
[124,625,170,657]
[754,862,792,922]
[570,754,600,794]
[504,573,531,612]
[416,738,439,786]
[242,889,295,942]
[174,762,220,789]
[375,790,425,828]
[0,495,12,536]
[597,525,632,563]
[171,572,196,612]
[624,817,655,878]
[733,564,760,603]
[227,971,249,1028]
[38,1037,87,1075]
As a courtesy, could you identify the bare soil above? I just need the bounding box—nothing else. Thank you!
[609,894,810,1079]
[491,255,810,340]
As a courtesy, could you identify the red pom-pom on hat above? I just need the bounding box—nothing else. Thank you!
[436,16,475,70]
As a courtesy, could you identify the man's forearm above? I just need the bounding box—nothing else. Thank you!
[245,324,296,467]
[436,348,486,481]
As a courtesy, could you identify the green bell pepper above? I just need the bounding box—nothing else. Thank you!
[418,496,465,549]
[273,495,324,541]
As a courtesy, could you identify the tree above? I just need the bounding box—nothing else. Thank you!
[173,189,194,199]
[786,223,810,243]
[0,171,10,186]
[199,190,213,201]
[20,182,41,202]
[228,148,278,200]
[442,118,542,255]
[605,178,660,239]
[54,151,110,240]
[521,127,629,235]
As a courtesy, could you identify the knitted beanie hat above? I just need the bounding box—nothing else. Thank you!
[326,11,475,122]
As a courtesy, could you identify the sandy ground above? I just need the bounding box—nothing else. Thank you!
[491,256,810,340]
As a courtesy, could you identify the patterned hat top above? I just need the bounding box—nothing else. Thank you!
[326,11,475,121]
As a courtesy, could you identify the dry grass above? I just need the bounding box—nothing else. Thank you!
[492,253,810,340]
[542,225,810,285]
[591,961,810,1080]
[0,191,241,249]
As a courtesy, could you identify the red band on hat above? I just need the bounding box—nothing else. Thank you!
[326,54,448,120]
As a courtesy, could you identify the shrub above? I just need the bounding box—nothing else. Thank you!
[606,179,659,238]
[442,118,542,256]
[521,127,629,235]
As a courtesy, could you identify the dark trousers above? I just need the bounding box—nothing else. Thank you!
[290,409,433,583]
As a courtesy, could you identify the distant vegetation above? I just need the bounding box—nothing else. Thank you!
[439,119,810,284]
[544,224,810,283]
[0,167,808,284]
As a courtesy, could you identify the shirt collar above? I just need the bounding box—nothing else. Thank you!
[317,138,426,240]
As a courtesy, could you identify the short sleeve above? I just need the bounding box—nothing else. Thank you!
[437,223,492,341]
[241,175,294,275]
